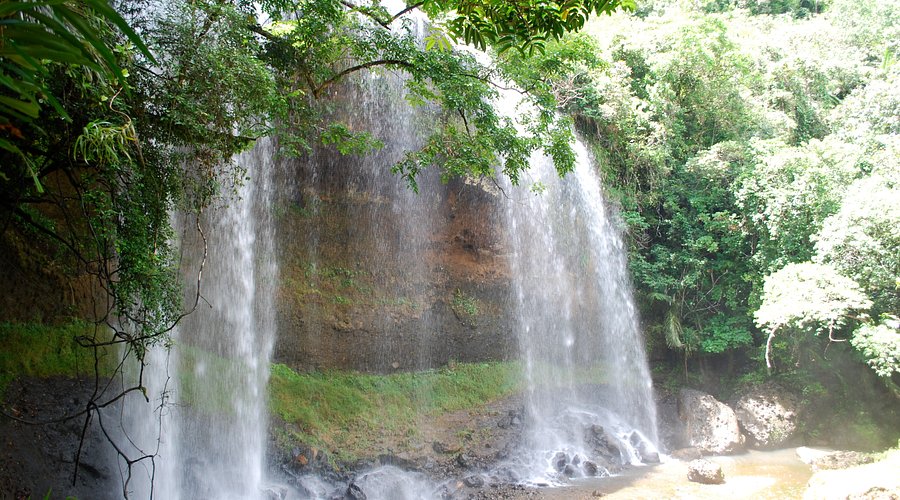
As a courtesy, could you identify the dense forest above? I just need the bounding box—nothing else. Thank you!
[559,0,900,442]
[1,0,899,496]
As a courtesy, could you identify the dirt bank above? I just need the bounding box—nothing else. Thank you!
[0,378,119,500]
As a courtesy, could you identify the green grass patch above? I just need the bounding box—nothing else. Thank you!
[281,259,426,315]
[269,361,523,461]
[0,321,114,397]
[451,289,479,317]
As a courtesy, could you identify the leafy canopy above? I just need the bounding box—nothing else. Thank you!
[420,0,635,54]
[755,262,871,338]
[851,319,900,378]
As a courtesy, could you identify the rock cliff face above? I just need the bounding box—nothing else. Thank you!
[272,154,517,373]
[0,378,119,500]
[0,171,105,325]
[269,79,521,373]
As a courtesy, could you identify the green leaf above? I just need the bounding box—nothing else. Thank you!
[0,96,40,117]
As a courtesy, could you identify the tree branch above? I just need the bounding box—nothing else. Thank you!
[388,1,426,24]
[314,59,415,97]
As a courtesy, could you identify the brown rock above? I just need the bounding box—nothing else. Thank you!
[687,459,725,484]
[678,388,744,454]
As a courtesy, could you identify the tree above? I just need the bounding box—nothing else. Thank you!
[851,318,900,379]
[755,262,872,374]
[814,156,900,316]
[347,0,635,54]
[733,137,864,272]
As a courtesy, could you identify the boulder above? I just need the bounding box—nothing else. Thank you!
[497,408,524,429]
[262,486,288,500]
[629,431,660,463]
[586,424,623,461]
[552,451,568,472]
[803,450,900,500]
[582,460,599,476]
[810,451,875,471]
[687,459,725,484]
[345,481,367,500]
[456,453,475,469]
[796,446,832,465]
[732,382,799,448]
[678,388,744,454]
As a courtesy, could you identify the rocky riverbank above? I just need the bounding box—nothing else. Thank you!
[3,373,897,500]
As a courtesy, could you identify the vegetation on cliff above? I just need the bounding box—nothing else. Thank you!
[269,361,521,462]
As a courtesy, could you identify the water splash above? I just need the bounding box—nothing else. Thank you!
[122,139,278,499]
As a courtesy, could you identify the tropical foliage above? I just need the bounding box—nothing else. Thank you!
[506,0,899,387]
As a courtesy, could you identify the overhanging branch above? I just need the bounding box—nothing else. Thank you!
[314,59,416,97]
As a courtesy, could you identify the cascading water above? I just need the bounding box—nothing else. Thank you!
[121,139,279,499]
[116,28,656,499]
[501,121,660,483]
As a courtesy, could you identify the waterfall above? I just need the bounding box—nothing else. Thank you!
[122,139,278,499]
[115,61,658,500]
[502,130,659,482]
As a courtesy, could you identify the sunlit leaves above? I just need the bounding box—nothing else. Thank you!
[851,319,900,378]
[815,164,900,316]
[421,0,630,54]
[734,137,864,270]
[755,263,871,337]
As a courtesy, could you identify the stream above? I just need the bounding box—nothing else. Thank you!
[535,449,812,500]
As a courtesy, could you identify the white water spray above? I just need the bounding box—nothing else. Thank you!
[501,107,659,483]
[122,140,278,499]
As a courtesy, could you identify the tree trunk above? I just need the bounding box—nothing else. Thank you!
[765,331,776,375]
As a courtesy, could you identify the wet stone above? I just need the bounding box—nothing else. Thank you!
[262,485,288,500]
[345,481,367,500]
[456,453,473,468]
[687,459,725,485]
[432,441,450,454]
[463,474,485,488]
[553,452,568,472]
